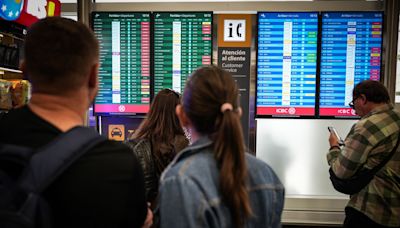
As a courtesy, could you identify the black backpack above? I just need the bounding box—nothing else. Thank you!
[0,126,106,228]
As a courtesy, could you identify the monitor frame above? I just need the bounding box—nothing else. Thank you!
[255,11,320,119]
[318,11,384,119]
[150,11,213,100]
[91,11,152,116]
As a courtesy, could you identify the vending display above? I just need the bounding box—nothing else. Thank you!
[153,12,212,94]
[319,12,382,117]
[92,12,151,115]
[256,12,318,117]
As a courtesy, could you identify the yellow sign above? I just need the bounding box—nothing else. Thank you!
[108,124,125,141]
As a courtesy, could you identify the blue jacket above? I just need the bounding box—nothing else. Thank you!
[158,136,285,228]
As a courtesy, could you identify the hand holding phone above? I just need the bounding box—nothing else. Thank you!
[328,126,345,146]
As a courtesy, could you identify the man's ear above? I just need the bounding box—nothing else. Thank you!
[88,63,99,88]
[176,104,190,127]
[360,94,367,105]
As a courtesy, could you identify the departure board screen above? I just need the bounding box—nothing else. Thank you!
[92,12,151,115]
[153,12,212,94]
[320,12,382,117]
[256,12,318,117]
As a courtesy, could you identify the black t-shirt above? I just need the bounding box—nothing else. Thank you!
[0,106,147,228]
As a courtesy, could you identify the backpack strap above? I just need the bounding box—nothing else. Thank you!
[19,126,107,193]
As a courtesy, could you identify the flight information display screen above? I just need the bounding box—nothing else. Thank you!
[256,12,318,117]
[320,12,382,117]
[153,12,212,94]
[92,12,151,115]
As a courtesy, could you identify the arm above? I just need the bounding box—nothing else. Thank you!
[327,123,372,179]
[129,149,150,227]
[141,206,153,228]
[126,139,158,201]
[271,188,285,228]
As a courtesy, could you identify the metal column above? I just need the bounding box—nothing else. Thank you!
[77,0,92,25]
[383,0,399,101]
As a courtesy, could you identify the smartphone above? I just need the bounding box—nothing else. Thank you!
[328,126,345,146]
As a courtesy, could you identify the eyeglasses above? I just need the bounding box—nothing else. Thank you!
[348,97,359,109]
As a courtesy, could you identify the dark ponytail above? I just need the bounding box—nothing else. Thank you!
[214,110,252,227]
[134,89,185,173]
[182,66,252,228]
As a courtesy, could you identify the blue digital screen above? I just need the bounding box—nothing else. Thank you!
[320,12,383,117]
[257,12,318,117]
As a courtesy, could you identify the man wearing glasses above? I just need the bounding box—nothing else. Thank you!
[327,80,400,228]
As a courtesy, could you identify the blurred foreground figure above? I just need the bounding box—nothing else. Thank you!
[0,17,150,228]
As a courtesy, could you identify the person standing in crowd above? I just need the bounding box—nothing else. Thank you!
[127,88,189,207]
[0,17,152,228]
[328,80,400,227]
[158,66,284,228]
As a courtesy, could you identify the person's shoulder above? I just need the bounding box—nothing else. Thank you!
[161,156,187,180]
[76,139,143,179]
[356,106,400,132]
[388,106,400,120]
[162,147,214,181]
[245,153,283,187]
[125,138,150,150]
[89,139,137,161]
[95,138,131,150]
[245,153,270,171]
[125,138,152,161]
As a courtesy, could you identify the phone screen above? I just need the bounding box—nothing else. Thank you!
[328,126,345,146]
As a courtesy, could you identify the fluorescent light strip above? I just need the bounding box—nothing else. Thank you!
[0,67,22,73]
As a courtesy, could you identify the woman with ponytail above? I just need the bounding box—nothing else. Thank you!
[158,66,284,228]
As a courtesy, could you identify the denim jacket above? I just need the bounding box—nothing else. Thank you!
[158,136,285,228]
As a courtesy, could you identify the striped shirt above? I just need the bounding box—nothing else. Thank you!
[327,104,400,227]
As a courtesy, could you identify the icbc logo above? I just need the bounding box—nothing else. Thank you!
[276,108,288,113]
[338,109,351,114]
[276,108,296,114]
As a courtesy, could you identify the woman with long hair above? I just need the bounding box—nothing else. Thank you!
[158,66,284,228]
[127,88,189,207]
